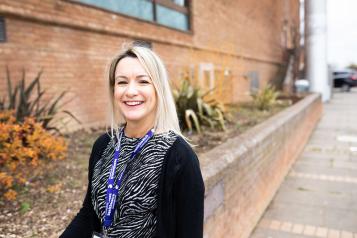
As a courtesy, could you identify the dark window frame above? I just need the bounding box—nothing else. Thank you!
[0,17,6,43]
[65,0,192,33]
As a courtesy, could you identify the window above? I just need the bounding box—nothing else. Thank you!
[0,17,6,42]
[74,0,190,31]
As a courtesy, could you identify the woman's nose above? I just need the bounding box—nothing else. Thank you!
[125,81,138,96]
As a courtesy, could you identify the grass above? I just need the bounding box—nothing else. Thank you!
[20,202,31,214]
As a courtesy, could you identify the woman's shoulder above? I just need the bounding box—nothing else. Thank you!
[164,135,203,186]
[92,132,112,151]
[166,134,199,167]
[171,135,193,152]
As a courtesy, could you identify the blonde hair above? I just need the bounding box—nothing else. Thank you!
[107,43,184,139]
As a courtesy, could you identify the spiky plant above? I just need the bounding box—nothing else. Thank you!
[173,78,227,134]
[1,67,80,132]
[251,84,280,111]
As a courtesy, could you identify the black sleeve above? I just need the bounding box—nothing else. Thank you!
[173,138,205,238]
[60,134,109,238]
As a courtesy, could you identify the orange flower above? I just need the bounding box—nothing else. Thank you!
[0,172,13,188]
[4,189,17,201]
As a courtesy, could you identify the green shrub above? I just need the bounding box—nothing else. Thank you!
[1,67,80,132]
[173,78,227,133]
[251,84,280,111]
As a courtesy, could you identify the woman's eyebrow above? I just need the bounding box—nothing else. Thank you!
[115,75,128,80]
[115,74,149,79]
[136,75,150,79]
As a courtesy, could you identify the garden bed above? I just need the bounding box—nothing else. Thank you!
[186,100,293,154]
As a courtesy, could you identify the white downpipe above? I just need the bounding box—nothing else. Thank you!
[305,0,330,101]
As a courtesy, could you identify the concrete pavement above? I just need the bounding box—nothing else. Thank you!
[249,88,357,238]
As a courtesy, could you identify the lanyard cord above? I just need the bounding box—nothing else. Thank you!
[103,127,154,231]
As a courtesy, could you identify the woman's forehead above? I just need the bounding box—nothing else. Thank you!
[115,57,148,75]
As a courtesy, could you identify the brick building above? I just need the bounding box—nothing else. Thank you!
[0,0,300,130]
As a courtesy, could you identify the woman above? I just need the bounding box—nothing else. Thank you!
[60,43,205,238]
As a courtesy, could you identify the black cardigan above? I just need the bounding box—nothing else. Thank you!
[60,133,205,238]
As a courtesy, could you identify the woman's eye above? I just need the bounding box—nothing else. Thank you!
[117,81,127,85]
[139,80,150,84]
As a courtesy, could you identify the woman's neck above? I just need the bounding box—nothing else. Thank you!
[124,121,154,138]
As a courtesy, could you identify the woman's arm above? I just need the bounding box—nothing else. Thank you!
[173,139,205,238]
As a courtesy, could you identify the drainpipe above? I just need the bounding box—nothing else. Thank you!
[305,0,330,101]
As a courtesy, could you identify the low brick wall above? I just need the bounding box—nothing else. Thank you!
[201,93,322,238]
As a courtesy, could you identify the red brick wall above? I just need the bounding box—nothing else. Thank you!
[0,0,300,129]
[201,93,322,238]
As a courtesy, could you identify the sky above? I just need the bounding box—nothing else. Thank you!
[327,0,357,68]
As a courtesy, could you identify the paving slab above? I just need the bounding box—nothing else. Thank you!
[273,186,356,211]
[250,227,314,238]
[249,89,357,238]
[295,160,357,171]
[292,163,357,176]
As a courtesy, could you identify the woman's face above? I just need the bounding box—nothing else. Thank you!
[114,57,157,127]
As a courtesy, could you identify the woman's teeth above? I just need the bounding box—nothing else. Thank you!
[125,101,143,106]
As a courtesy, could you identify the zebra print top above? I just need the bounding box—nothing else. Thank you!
[91,129,178,238]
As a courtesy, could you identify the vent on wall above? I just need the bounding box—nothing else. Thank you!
[133,40,152,49]
[247,71,260,94]
[0,17,6,42]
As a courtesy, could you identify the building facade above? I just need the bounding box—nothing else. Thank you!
[0,0,300,129]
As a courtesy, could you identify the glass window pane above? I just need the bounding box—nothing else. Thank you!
[77,0,154,21]
[156,5,189,31]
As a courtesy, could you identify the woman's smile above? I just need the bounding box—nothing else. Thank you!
[123,100,144,106]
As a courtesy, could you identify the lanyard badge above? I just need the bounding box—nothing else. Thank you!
[102,128,154,235]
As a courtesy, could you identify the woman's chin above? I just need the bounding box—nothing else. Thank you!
[123,115,145,124]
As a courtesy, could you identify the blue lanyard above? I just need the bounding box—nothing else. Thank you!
[103,128,154,230]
